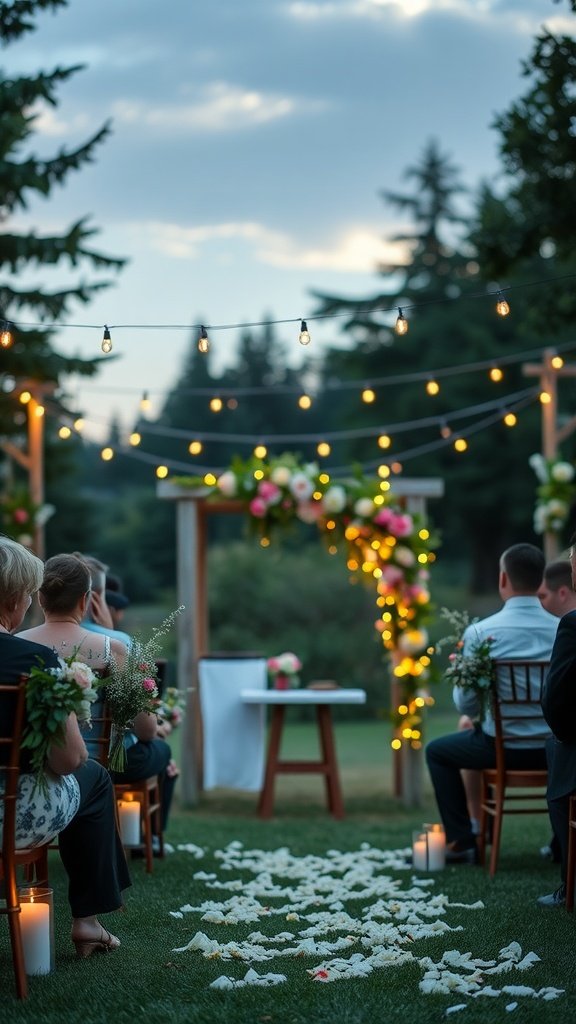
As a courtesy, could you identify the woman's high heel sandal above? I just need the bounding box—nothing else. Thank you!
[73,927,120,959]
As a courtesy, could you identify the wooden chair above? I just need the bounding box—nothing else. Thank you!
[566,794,576,912]
[478,660,550,877]
[114,776,164,874]
[0,679,50,999]
[88,698,164,873]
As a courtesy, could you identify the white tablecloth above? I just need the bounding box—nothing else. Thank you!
[241,688,366,706]
[199,658,267,791]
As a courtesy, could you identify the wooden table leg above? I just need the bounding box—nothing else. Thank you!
[257,705,285,818]
[317,705,344,819]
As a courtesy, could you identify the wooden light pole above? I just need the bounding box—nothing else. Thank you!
[0,381,51,558]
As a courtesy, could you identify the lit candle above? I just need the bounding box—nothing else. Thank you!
[412,830,428,871]
[20,898,51,975]
[118,797,141,845]
[425,823,446,870]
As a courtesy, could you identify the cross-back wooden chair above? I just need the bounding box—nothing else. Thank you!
[478,660,550,877]
[0,678,50,999]
[87,696,164,874]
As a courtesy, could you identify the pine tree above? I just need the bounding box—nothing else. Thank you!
[0,0,125,438]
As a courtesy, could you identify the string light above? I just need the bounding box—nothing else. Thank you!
[551,354,564,369]
[101,447,114,461]
[299,320,311,346]
[503,411,517,427]
[298,394,312,410]
[101,325,112,353]
[129,432,141,446]
[454,437,468,452]
[198,326,210,354]
[73,417,84,432]
[188,440,203,455]
[140,391,151,413]
[19,391,31,404]
[317,442,331,457]
[496,292,510,317]
[254,444,267,459]
[440,421,452,439]
[227,398,238,410]
[362,388,376,403]
[395,308,409,335]
[426,379,440,396]
[539,391,552,405]
[209,397,223,413]
[156,465,169,478]
[378,434,391,449]
[489,366,503,382]
[0,321,13,348]
[58,425,71,439]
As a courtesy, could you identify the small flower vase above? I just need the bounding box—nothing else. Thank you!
[273,672,290,690]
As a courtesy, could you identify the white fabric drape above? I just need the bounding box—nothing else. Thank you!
[199,657,267,791]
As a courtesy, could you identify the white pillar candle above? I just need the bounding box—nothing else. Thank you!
[118,798,141,845]
[20,899,51,975]
[425,824,446,870]
[412,831,428,871]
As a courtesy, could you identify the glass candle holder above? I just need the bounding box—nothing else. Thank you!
[424,823,446,870]
[117,793,141,845]
[412,829,429,871]
[18,885,55,975]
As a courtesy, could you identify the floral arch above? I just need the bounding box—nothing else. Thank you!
[159,453,443,806]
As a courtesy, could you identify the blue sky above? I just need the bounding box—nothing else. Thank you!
[3,0,571,441]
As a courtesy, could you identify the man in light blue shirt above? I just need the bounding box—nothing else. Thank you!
[426,543,558,862]
[78,553,132,647]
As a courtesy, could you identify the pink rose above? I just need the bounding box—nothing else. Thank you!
[258,480,281,504]
[13,508,29,524]
[374,508,393,528]
[249,497,267,518]
[390,513,413,537]
[142,678,157,692]
[296,500,323,524]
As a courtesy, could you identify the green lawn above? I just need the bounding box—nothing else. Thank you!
[1,721,573,1023]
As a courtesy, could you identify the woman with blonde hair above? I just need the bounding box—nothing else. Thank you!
[0,538,130,957]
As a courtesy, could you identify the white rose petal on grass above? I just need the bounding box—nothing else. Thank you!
[516,952,541,970]
[505,1003,518,1012]
[445,1006,468,1016]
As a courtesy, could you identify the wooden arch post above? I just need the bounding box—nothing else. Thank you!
[158,476,443,809]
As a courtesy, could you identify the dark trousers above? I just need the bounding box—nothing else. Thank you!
[548,792,570,883]
[426,725,548,846]
[111,738,175,833]
[58,758,131,919]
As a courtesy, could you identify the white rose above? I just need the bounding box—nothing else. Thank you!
[216,470,237,497]
[323,486,346,513]
[394,545,416,568]
[67,661,97,688]
[551,461,575,483]
[529,453,548,483]
[354,497,374,518]
[270,466,291,486]
[289,472,314,501]
[546,499,568,517]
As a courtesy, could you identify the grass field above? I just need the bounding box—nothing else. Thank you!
[1,720,574,1024]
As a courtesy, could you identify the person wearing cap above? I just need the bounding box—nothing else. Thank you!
[105,574,130,631]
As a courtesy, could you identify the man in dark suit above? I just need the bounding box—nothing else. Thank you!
[539,542,576,907]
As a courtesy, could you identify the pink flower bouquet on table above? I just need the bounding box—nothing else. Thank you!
[267,651,302,690]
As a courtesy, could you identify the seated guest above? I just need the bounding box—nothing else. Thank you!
[75,553,132,646]
[539,539,576,907]
[426,543,558,863]
[537,558,576,864]
[0,537,130,957]
[105,573,130,632]
[19,552,176,839]
[538,558,576,618]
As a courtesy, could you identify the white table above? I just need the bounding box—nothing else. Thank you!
[241,688,366,819]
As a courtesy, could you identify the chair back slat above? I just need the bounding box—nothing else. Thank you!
[84,695,113,769]
[491,660,550,765]
[0,678,27,859]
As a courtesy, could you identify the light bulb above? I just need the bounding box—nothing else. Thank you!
[140,391,151,412]
[299,319,311,346]
[551,355,564,369]
[317,441,331,457]
[440,422,452,439]
[362,388,376,404]
[298,394,312,409]
[198,326,210,353]
[496,293,510,317]
[58,426,72,439]
[101,326,112,353]
[395,308,408,335]
[129,432,141,446]
[426,379,440,396]
[188,440,203,455]
[504,411,517,427]
[489,366,503,382]
[254,445,267,459]
[0,322,13,348]
[209,397,223,412]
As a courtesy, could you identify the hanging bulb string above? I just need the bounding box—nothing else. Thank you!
[3,269,576,337]
[95,390,539,479]
[80,385,538,446]
[69,337,576,400]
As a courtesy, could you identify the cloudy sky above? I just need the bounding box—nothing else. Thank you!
[3,0,570,443]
